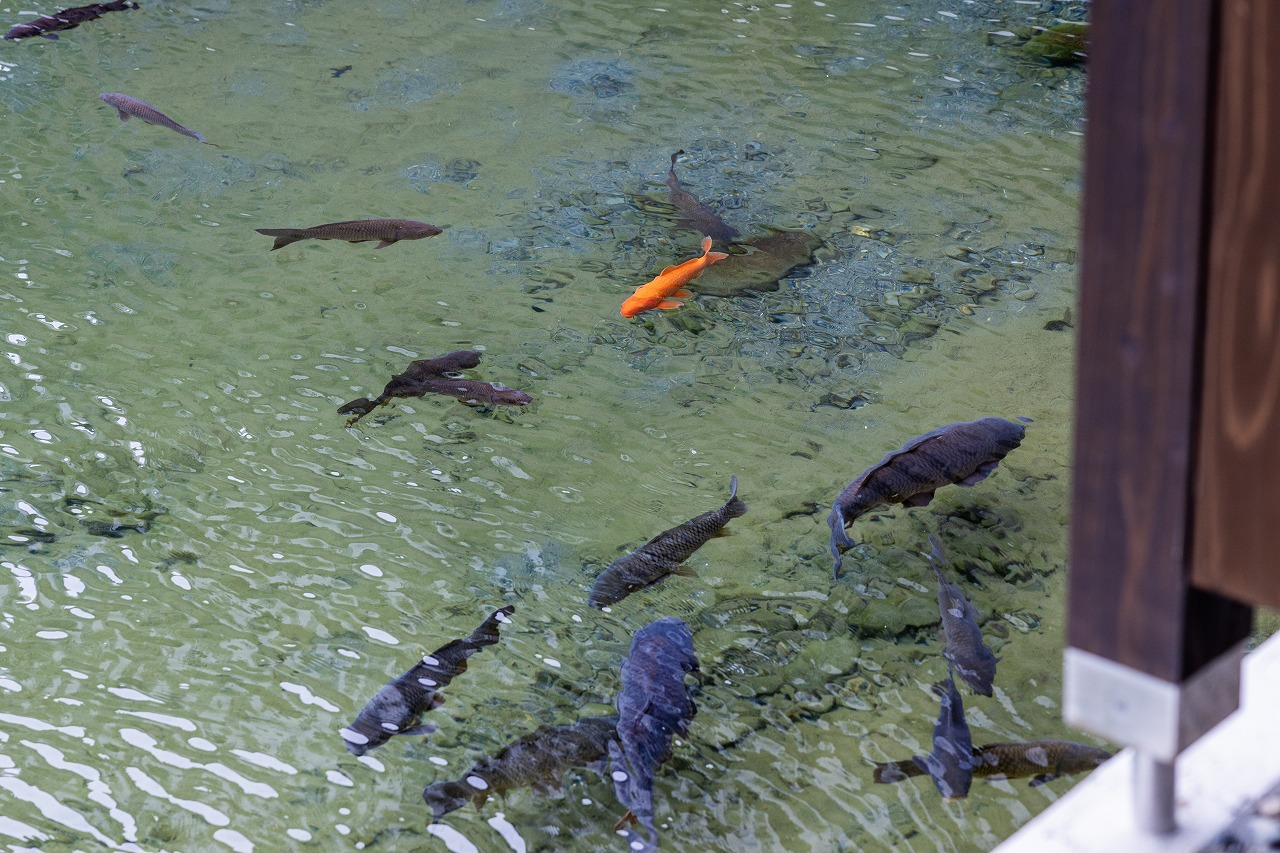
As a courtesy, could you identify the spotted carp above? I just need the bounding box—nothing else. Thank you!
[827,416,1027,578]
[928,535,998,696]
[255,218,442,250]
[589,476,747,608]
[665,150,740,242]
[100,93,216,146]
[5,1,137,40]
[874,738,1112,787]
[609,617,699,853]
[339,350,532,425]
[340,605,513,756]
[422,715,618,819]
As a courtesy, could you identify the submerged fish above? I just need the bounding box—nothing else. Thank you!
[589,476,747,608]
[620,235,728,317]
[423,715,618,819]
[5,1,137,41]
[340,605,514,756]
[255,218,443,250]
[338,350,532,425]
[609,617,699,853]
[874,738,1112,787]
[827,417,1027,578]
[100,93,216,146]
[918,674,973,801]
[664,150,740,242]
[928,535,998,696]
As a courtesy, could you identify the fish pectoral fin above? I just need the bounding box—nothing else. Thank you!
[671,288,694,299]
[374,240,396,249]
[612,810,638,832]
[902,490,936,508]
[116,110,131,121]
[1029,773,1058,787]
[398,723,438,737]
[656,299,685,310]
[42,32,60,40]
[959,462,999,486]
[673,565,698,577]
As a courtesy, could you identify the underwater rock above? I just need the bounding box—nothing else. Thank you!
[1021,23,1088,66]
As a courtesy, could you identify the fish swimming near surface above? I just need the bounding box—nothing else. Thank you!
[874,738,1112,787]
[609,617,699,853]
[338,350,532,425]
[255,218,443,250]
[423,715,618,820]
[5,1,137,40]
[827,416,1027,578]
[928,535,998,696]
[916,673,973,801]
[340,605,514,756]
[665,150,740,243]
[588,476,747,608]
[100,93,216,146]
[620,235,728,317]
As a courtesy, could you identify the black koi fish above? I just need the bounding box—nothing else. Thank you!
[423,715,618,819]
[5,1,137,40]
[928,535,998,696]
[589,476,747,608]
[665,150,740,243]
[827,417,1027,578]
[874,738,1112,787]
[339,350,532,425]
[918,674,973,801]
[341,605,514,756]
[255,218,442,250]
[609,617,699,853]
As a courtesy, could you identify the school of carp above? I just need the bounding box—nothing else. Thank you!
[5,4,1109,850]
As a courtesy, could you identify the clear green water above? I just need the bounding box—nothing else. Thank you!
[0,0,1090,850]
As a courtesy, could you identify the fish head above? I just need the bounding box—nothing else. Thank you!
[399,221,444,240]
[620,294,660,317]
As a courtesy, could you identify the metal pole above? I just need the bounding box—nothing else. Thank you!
[1133,752,1176,834]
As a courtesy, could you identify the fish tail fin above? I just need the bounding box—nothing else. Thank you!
[723,475,748,518]
[255,228,302,250]
[700,235,713,254]
[828,507,856,578]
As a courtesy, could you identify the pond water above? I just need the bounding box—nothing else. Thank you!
[0,0,1091,850]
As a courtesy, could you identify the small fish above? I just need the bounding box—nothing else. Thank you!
[917,674,973,801]
[589,476,747,608]
[609,617,699,853]
[340,605,514,756]
[255,218,443,250]
[99,93,216,146]
[620,235,728,317]
[928,535,998,696]
[422,715,618,819]
[874,739,1112,787]
[339,350,532,425]
[665,150,740,242]
[5,1,137,41]
[330,65,353,78]
[827,417,1027,578]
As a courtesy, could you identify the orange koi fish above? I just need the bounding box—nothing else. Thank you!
[620,236,728,317]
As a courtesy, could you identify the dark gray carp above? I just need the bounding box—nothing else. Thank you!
[589,477,747,608]
[916,674,973,801]
[423,715,618,819]
[928,535,998,696]
[609,617,699,853]
[875,738,1112,787]
[6,1,137,40]
[341,605,514,756]
[665,150,740,242]
[827,417,1027,578]
[339,350,532,425]
[100,93,216,146]
[255,218,442,250]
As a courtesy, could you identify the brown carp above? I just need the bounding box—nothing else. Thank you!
[827,416,1027,578]
[100,93,216,146]
[928,535,998,696]
[588,476,747,608]
[255,218,443,250]
[918,674,973,801]
[5,1,137,40]
[339,350,532,425]
[665,150,740,242]
[422,715,618,819]
[340,605,513,756]
[609,617,699,853]
[874,738,1112,787]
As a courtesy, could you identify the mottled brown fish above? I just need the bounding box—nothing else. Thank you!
[918,674,973,801]
[827,417,1027,578]
[100,93,216,146]
[928,535,998,696]
[340,605,513,756]
[665,150,740,242]
[874,738,1112,787]
[588,476,747,608]
[5,1,137,40]
[422,715,618,819]
[339,350,532,425]
[255,218,443,250]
